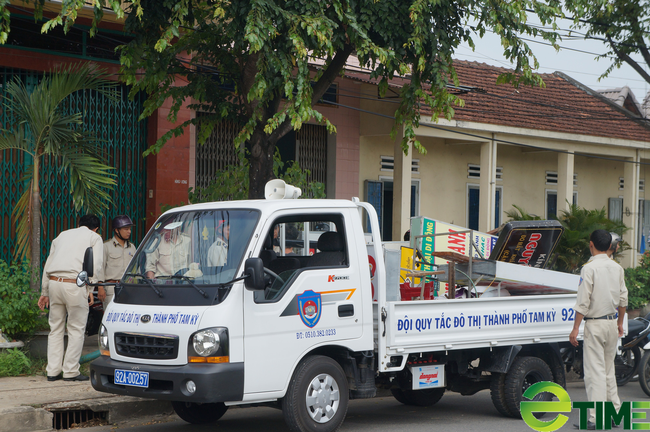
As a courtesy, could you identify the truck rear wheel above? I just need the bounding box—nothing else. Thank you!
[504,356,553,419]
[282,355,349,432]
[391,388,444,407]
[490,373,515,417]
[171,401,228,424]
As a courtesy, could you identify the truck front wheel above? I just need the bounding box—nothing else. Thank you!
[171,401,228,424]
[282,355,349,432]
[391,388,444,407]
[504,356,553,419]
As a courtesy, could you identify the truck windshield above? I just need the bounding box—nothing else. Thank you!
[123,209,259,287]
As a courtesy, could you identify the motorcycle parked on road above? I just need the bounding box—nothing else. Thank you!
[562,312,650,386]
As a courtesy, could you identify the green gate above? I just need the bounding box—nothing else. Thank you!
[0,67,148,266]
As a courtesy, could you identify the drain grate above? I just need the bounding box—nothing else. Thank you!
[51,409,108,430]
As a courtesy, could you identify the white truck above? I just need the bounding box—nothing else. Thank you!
[84,182,582,432]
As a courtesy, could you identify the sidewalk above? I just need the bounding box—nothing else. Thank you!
[0,336,172,432]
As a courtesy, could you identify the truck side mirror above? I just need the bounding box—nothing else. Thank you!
[243,258,265,291]
[83,247,94,277]
[76,271,88,287]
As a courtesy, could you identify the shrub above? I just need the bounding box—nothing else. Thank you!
[625,252,650,310]
[0,260,48,339]
[0,348,32,377]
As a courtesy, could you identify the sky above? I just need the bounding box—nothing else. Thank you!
[452,18,650,107]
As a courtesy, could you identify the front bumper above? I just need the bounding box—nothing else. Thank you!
[90,356,244,403]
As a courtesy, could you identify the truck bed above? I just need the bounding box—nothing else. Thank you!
[382,293,577,355]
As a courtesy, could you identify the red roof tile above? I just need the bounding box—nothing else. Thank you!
[343,60,650,143]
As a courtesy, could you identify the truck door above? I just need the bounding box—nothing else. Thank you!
[242,209,364,395]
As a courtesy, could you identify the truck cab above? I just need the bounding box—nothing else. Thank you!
[90,198,375,428]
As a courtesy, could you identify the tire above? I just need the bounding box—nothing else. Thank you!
[171,401,228,424]
[490,373,515,417]
[639,352,650,397]
[390,388,444,407]
[282,355,349,432]
[504,356,554,419]
[615,346,641,387]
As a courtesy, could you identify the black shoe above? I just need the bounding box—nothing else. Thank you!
[573,421,596,430]
[63,374,89,382]
[46,374,62,382]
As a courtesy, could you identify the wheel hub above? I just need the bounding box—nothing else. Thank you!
[305,373,340,423]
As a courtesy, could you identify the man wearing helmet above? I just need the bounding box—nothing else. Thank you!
[100,215,136,306]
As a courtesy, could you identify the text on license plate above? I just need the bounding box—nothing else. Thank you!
[114,369,149,388]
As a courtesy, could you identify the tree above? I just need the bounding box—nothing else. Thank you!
[564,0,650,86]
[1,1,565,198]
[0,64,118,292]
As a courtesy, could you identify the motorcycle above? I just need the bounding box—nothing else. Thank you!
[635,315,650,396]
[562,312,650,386]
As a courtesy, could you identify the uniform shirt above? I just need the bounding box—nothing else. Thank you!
[41,226,104,297]
[103,237,137,281]
[207,237,228,266]
[575,254,628,318]
[145,234,191,277]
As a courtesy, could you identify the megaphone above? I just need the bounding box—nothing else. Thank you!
[265,179,302,200]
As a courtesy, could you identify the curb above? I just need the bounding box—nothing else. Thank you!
[0,396,173,432]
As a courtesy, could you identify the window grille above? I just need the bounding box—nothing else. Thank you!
[546,171,558,185]
[468,164,502,180]
[296,124,328,189]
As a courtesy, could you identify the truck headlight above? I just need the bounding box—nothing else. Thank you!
[193,329,220,356]
[99,324,109,355]
[188,328,229,363]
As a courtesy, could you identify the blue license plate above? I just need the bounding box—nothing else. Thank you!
[114,369,149,388]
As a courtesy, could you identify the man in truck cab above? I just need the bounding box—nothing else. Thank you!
[144,221,192,278]
[207,220,229,267]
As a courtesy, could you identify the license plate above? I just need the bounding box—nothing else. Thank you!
[114,369,149,388]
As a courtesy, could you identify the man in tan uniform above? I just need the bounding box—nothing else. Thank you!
[569,229,627,429]
[144,222,192,278]
[99,215,136,307]
[38,215,104,382]
[207,221,229,266]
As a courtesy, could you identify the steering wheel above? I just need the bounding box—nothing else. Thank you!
[263,268,285,285]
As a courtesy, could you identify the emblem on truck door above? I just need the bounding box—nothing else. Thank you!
[297,290,322,328]
[140,314,151,323]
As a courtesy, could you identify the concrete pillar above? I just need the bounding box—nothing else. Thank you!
[557,152,575,214]
[622,150,640,267]
[392,129,412,241]
[478,139,496,232]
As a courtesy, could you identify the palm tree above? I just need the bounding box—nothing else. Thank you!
[0,64,118,292]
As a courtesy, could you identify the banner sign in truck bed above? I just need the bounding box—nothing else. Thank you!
[488,220,564,269]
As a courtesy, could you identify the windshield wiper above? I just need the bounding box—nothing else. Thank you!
[157,275,208,298]
[124,273,163,297]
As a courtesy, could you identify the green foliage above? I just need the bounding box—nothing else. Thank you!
[625,252,650,310]
[188,149,326,204]
[505,204,628,274]
[0,0,566,197]
[0,348,32,377]
[0,64,118,290]
[564,0,650,85]
[0,260,47,339]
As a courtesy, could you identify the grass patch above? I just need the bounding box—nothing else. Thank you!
[0,348,32,376]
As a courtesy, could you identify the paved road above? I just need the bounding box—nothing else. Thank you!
[85,379,649,432]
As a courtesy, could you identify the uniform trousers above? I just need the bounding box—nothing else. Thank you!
[583,319,621,423]
[46,281,89,378]
[102,285,114,309]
